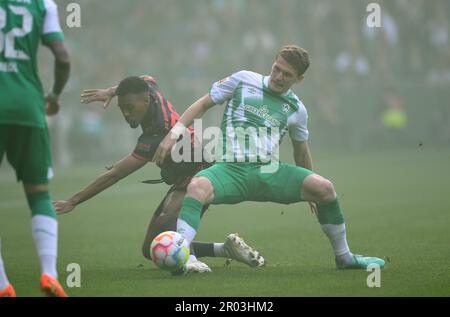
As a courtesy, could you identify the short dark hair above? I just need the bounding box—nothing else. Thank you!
[116,76,149,97]
[277,45,310,76]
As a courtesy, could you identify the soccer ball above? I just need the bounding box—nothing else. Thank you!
[150,231,190,271]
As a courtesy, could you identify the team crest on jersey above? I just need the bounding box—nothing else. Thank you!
[282,104,290,113]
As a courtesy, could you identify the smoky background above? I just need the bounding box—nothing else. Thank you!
[38,0,450,167]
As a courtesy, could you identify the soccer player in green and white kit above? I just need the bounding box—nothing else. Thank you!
[0,0,70,296]
[154,45,385,272]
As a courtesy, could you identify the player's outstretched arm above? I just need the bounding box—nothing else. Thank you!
[153,94,216,165]
[53,154,146,214]
[45,40,71,116]
[81,86,118,109]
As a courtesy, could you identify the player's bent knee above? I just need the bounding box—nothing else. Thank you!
[186,177,214,204]
[317,179,336,203]
[302,174,336,203]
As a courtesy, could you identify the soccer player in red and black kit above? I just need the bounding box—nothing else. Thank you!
[53,76,264,273]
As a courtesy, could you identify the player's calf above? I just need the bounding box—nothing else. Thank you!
[141,189,180,260]
[142,213,177,260]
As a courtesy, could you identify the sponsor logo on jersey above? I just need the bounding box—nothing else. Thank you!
[244,104,281,127]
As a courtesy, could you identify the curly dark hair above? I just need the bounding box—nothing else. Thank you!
[116,76,162,113]
[116,76,149,96]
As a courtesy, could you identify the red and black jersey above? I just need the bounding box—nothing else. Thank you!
[130,76,209,187]
[140,75,179,133]
[131,75,193,162]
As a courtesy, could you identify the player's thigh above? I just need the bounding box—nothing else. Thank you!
[194,163,250,205]
[4,125,53,185]
[253,163,314,204]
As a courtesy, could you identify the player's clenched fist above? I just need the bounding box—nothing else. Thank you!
[45,92,60,116]
[53,200,76,215]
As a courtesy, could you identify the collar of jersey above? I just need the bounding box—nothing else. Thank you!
[263,76,292,97]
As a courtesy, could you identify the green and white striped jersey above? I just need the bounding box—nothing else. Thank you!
[0,0,64,128]
[209,70,309,163]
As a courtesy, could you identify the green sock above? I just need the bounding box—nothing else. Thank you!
[317,198,344,225]
[317,198,352,262]
[178,197,203,231]
[26,192,56,219]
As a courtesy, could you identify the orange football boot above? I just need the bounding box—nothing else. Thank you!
[0,284,16,297]
[40,274,68,297]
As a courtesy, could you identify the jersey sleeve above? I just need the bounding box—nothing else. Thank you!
[132,133,166,161]
[41,0,64,44]
[209,70,247,105]
[288,103,309,142]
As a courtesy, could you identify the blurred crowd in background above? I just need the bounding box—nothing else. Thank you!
[39,0,450,167]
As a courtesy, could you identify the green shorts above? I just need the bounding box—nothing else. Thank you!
[195,162,314,205]
[0,124,53,184]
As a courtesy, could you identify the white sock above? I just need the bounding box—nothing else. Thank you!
[31,215,58,278]
[0,239,10,289]
[177,219,197,246]
[187,254,198,264]
[213,243,226,258]
[321,223,353,262]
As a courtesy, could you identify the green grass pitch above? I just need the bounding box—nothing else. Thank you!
[1,148,449,296]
